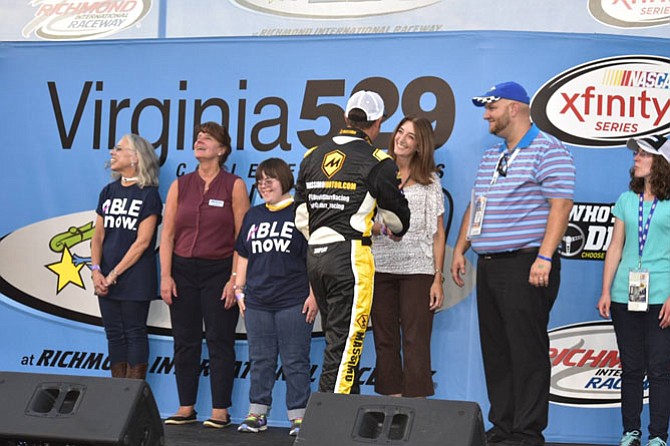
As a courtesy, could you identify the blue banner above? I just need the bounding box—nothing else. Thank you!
[1,31,669,443]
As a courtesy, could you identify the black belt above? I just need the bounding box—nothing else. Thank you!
[480,247,539,260]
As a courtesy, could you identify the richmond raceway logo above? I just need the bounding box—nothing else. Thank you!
[231,0,438,19]
[561,202,614,261]
[22,0,152,40]
[588,0,670,28]
[532,55,670,147]
[549,321,646,407]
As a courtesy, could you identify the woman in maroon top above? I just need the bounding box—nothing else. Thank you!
[160,122,250,428]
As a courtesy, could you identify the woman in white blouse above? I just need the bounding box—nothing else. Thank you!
[371,116,445,397]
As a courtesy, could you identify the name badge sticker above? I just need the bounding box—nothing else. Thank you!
[209,199,225,208]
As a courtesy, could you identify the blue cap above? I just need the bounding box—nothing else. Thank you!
[472,81,530,107]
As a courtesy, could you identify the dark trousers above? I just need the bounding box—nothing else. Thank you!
[611,303,670,441]
[371,272,435,397]
[307,240,374,394]
[476,250,560,445]
[98,297,150,366]
[169,255,239,409]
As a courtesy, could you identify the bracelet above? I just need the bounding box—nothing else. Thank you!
[233,284,245,291]
[107,268,118,285]
[91,264,101,272]
[231,272,237,277]
[537,254,552,262]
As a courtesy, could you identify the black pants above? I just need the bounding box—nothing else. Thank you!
[611,303,670,440]
[98,297,151,366]
[307,240,374,394]
[169,255,239,409]
[476,250,560,445]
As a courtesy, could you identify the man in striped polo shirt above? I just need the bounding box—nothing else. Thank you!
[450,81,576,446]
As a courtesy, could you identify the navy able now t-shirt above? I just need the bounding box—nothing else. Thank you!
[235,202,310,310]
[96,180,163,301]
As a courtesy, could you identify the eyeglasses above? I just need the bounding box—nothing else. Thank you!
[110,145,134,152]
[633,149,652,158]
[256,178,278,188]
[496,152,509,177]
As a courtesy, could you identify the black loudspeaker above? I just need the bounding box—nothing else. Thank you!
[0,371,164,446]
[294,393,485,446]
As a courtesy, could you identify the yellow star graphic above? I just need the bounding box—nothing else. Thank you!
[46,247,85,293]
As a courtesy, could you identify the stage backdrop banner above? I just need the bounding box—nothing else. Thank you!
[1,31,669,444]
[1,0,669,41]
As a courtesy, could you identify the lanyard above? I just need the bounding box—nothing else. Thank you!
[637,193,658,268]
[489,147,521,186]
[339,128,372,145]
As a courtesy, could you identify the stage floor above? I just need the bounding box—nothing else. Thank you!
[164,423,594,446]
[164,422,294,446]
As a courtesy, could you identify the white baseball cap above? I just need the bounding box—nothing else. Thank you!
[627,135,670,163]
[345,90,384,121]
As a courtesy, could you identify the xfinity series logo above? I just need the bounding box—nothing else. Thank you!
[22,0,152,40]
[549,321,643,407]
[232,0,438,19]
[588,0,670,28]
[561,202,614,261]
[532,55,670,147]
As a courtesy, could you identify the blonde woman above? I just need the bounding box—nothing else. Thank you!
[91,133,162,380]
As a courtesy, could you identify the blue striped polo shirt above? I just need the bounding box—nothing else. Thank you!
[470,124,576,254]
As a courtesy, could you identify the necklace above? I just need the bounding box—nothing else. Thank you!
[122,176,138,183]
[399,173,412,190]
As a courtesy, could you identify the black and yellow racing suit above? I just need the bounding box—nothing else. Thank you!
[295,128,410,394]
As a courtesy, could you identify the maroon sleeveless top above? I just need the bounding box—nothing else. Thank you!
[173,169,239,260]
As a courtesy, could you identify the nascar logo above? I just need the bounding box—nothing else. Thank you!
[532,55,670,147]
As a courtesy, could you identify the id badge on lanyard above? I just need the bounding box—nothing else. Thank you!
[628,194,658,312]
[467,191,486,238]
[628,268,649,312]
[467,148,520,240]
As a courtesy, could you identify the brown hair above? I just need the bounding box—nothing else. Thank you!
[255,158,294,194]
[629,155,670,200]
[388,116,437,185]
[195,122,232,167]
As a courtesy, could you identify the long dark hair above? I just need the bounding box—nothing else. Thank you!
[387,116,437,185]
[630,155,670,200]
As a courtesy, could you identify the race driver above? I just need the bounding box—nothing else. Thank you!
[295,90,411,394]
